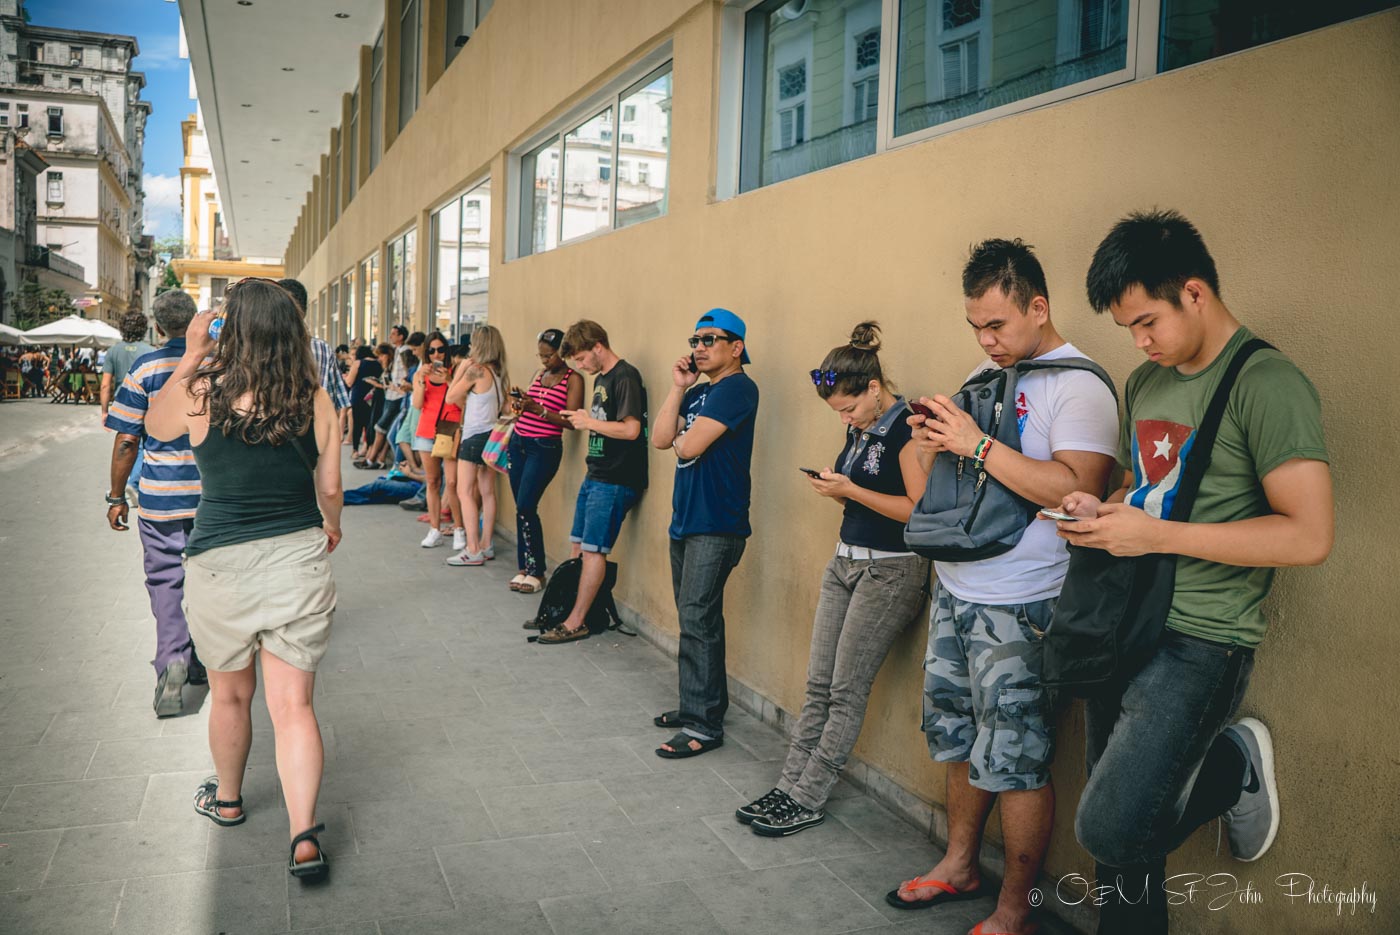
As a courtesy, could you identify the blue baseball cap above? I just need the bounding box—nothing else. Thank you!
[695,307,750,365]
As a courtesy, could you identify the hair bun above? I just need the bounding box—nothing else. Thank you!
[849,321,882,352]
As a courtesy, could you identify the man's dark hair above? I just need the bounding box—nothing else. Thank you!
[152,289,197,336]
[962,238,1048,312]
[406,331,425,347]
[391,324,408,340]
[276,278,309,313]
[1085,209,1221,313]
[335,343,349,355]
[118,309,149,343]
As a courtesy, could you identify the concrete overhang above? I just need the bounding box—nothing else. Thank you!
[177,0,383,259]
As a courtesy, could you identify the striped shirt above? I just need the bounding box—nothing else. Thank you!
[312,336,351,410]
[515,370,573,438]
[104,338,202,522]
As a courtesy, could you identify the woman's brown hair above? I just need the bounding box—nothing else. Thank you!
[815,321,890,400]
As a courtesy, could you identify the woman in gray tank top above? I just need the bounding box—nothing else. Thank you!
[146,278,342,881]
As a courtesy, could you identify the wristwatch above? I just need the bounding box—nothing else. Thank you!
[105,493,127,505]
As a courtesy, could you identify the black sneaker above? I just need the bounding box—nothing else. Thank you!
[398,497,427,511]
[187,650,208,686]
[735,788,788,825]
[750,794,824,837]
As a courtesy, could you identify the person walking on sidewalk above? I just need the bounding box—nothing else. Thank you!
[1056,211,1334,934]
[889,240,1119,935]
[504,328,584,593]
[103,290,208,718]
[648,309,758,756]
[146,278,342,881]
[737,321,929,832]
[537,320,648,644]
[101,310,154,425]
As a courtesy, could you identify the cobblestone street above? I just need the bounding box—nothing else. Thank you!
[0,398,1072,935]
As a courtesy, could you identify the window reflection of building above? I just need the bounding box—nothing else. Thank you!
[432,179,491,340]
[359,252,380,340]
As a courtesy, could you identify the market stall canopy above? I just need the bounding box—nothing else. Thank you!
[0,322,30,346]
[22,315,123,348]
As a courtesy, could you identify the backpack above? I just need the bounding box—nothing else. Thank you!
[903,357,1116,562]
[524,557,635,641]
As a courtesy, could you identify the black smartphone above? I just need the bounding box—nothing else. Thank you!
[909,401,935,420]
[799,467,823,478]
[687,353,698,374]
[509,388,524,399]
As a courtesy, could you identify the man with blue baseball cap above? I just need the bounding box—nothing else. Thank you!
[651,308,760,757]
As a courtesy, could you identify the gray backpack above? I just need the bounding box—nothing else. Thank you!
[903,357,1116,562]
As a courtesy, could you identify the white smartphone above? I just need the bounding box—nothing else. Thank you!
[1038,508,1082,522]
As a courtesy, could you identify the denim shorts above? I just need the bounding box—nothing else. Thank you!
[375,395,404,433]
[569,477,640,554]
[922,580,1057,793]
[457,430,490,464]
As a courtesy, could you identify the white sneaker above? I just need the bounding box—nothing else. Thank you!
[483,545,495,560]
[452,527,466,551]
[446,550,485,566]
[420,528,444,548]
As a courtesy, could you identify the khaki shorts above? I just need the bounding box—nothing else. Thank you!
[183,527,335,673]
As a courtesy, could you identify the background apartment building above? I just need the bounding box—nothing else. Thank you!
[0,0,153,324]
[179,2,1400,931]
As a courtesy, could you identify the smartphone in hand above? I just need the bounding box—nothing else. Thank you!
[1038,508,1081,522]
[687,354,699,374]
[909,401,935,419]
[799,467,823,478]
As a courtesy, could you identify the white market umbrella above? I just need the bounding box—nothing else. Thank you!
[0,322,29,346]
[21,315,121,348]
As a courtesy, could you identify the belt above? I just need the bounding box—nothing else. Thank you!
[835,541,914,561]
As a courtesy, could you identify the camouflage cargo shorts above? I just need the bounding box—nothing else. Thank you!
[922,580,1057,793]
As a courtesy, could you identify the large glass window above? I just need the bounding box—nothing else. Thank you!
[739,0,882,191]
[360,252,381,339]
[370,31,385,171]
[446,0,468,67]
[516,60,672,258]
[432,179,492,339]
[387,228,417,326]
[399,0,422,131]
[330,132,341,225]
[328,280,340,345]
[348,86,359,202]
[1159,0,1396,72]
[341,271,354,341]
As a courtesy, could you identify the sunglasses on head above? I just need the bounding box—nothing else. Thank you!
[809,369,862,387]
[688,333,735,348]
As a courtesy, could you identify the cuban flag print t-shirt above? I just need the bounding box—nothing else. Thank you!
[1116,327,1329,648]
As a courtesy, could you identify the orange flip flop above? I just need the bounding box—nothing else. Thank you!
[884,875,982,910]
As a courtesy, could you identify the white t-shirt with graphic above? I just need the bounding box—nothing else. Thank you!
[934,342,1119,605]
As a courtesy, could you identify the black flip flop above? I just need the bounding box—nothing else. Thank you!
[656,731,723,759]
[653,710,681,728]
[883,877,982,910]
[288,823,329,880]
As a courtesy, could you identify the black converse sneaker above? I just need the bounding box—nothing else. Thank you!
[735,788,787,825]
[750,793,825,837]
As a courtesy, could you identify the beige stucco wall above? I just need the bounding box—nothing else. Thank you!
[291,4,1400,931]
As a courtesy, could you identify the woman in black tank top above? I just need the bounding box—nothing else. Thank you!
[146,278,342,881]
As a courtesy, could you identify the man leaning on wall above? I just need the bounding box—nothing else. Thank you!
[892,239,1119,935]
[1054,210,1334,935]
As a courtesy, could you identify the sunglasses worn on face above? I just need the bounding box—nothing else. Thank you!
[428,346,447,355]
[688,334,734,348]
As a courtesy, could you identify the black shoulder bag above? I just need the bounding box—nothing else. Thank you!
[1042,339,1273,696]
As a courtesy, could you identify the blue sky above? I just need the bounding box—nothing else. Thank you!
[28,0,188,238]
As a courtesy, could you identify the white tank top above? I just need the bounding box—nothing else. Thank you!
[461,377,501,437]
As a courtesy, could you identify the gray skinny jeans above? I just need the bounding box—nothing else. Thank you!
[778,552,929,810]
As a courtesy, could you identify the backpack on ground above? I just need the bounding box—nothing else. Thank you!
[525,557,635,641]
[903,357,1116,562]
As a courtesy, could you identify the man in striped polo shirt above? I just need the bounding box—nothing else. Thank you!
[104,290,206,718]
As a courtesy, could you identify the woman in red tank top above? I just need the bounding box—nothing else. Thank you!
[411,332,463,549]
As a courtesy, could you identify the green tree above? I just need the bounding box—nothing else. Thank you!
[8,282,75,330]
[155,263,180,295]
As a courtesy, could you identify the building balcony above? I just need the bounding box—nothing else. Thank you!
[25,245,86,282]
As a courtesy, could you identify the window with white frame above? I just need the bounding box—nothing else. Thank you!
[341,271,354,341]
[360,252,380,338]
[46,171,63,203]
[446,0,497,67]
[738,0,882,192]
[431,179,491,337]
[47,106,62,137]
[387,227,416,325]
[1157,0,1396,72]
[515,58,672,258]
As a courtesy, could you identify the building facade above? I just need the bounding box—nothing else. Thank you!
[0,130,88,324]
[181,3,1400,931]
[0,0,153,323]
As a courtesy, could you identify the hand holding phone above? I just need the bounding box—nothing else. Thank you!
[799,467,823,478]
[908,401,935,420]
[1038,508,1082,522]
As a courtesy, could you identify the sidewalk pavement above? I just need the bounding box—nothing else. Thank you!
[0,397,1072,935]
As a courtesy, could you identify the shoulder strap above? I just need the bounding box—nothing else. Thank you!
[1167,338,1274,522]
[1014,356,1118,403]
[289,429,317,476]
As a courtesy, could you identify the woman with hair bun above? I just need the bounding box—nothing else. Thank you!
[735,321,931,838]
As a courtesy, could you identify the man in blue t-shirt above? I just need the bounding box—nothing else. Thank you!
[651,308,759,758]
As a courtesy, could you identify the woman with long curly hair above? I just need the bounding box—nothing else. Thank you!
[146,278,342,880]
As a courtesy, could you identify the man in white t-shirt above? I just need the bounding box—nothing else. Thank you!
[887,240,1118,935]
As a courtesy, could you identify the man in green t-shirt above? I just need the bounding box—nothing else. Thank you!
[1053,210,1333,934]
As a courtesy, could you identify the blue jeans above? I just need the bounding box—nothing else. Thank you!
[507,433,563,576]
[670,534,747,740]
[1075,631,1254,934]
[569,477,639,554]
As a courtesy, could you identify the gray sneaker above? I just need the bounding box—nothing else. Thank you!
[1222,717,1278,861]
[153,661,187,718]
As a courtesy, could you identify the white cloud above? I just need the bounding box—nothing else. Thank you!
[142,173,182,238]
[136,33,184,71]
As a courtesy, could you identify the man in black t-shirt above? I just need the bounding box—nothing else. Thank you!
[538,320,649,644]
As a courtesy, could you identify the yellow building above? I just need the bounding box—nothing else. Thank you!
[178,2,1400,931]
[168,110,283,308]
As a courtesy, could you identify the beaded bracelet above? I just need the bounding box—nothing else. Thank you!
[973,435,994,462]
